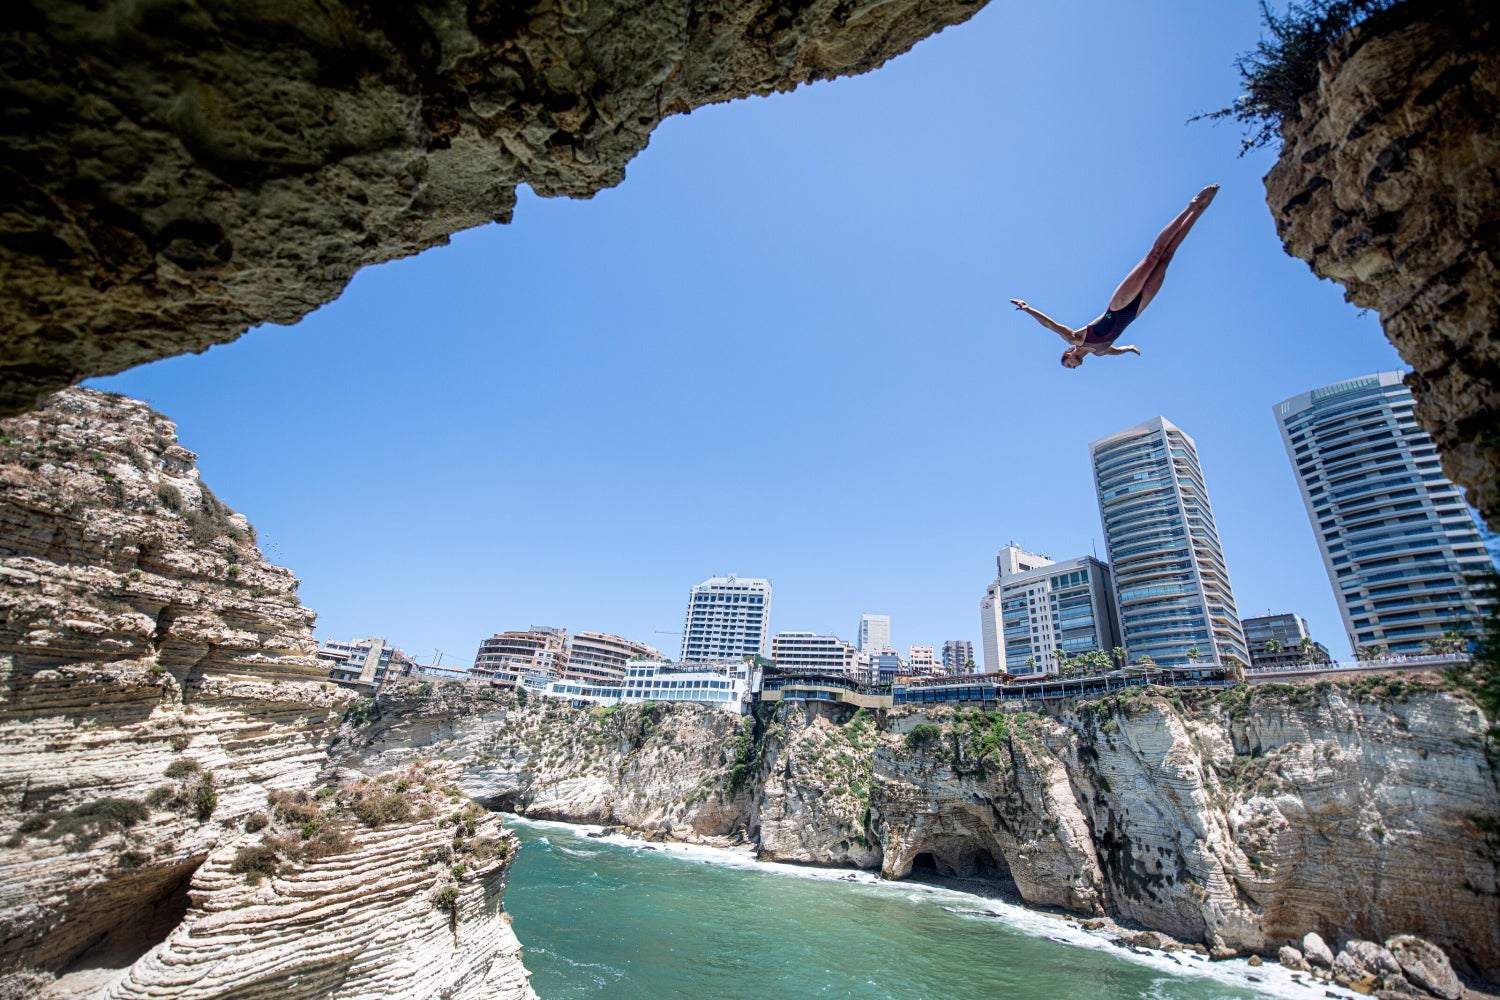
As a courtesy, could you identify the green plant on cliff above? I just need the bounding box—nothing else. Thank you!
[1192,0,1401,152]
[904,723,942,750]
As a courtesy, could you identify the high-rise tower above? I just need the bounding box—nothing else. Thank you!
[857,614,891,653]
[680,575,772,663]
[1090,417,1248,667]
[1275,372,1492,653]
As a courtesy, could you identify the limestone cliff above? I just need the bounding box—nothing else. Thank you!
[0,389,534,998]
[357,675,1499,978]
[0,0,987,415]
[1265,0,1500,525]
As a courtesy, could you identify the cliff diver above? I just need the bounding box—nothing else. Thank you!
[1010,184,1218,368]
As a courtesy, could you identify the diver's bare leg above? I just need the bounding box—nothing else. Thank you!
[1106,185,1218,311]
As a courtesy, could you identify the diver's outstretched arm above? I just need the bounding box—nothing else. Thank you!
[1010,299,1080,343]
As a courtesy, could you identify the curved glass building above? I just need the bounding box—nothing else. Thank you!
[1275,372,1492,654]
[1090,417,1248,667]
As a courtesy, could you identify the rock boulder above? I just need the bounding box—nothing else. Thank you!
[1387,935,1463,1000]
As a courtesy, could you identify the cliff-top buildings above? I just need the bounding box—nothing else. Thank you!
[771,631,859,676]
[319,636,418,691]
[681,575,772,662]
[1091,417,1248,668]
[471,626,569,687]
[857,613,892,653]
[908,645,938,675]
[940,639,974,675]
[1241,613,1331,670]
[565,631,661,684]
[979,545,1120,675]
[1276,372,1493,654]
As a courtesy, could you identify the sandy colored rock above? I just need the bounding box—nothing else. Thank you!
[1265,0,1500,525]
[1387,935,1463,1000]
[1304,932,1335,968]
[103,764,535,1000]
[1279,945,1308,971]
[0,0,987,415]
[0,390,534,997]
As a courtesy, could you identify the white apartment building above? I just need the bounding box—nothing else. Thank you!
[771,632,859,676]
[680,576,772,663]
[564,631,661,685]
[1091,417,1249,667]
[1275,372,1494,653]
[908,645,939,676]
[857,614,891,653]
[979,546,1120,675]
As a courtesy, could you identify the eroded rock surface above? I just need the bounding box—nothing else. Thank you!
[1266,0,1500,524]
[357,677,1499,976]
[0,390,534,998]
[0,0,986,414]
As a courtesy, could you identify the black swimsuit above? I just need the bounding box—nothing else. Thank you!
[1082,291,1143,348]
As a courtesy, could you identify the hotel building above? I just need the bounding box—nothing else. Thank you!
[681,576,772,663]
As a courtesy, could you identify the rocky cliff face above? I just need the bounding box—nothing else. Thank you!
[0,0,986,415]
[0,389,533,998]
[1265,0,1500,525]
[357,676,1499,978]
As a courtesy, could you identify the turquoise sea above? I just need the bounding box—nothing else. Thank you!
[503,818,1353,1000]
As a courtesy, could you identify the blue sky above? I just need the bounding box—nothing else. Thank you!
[90,0,1407,664]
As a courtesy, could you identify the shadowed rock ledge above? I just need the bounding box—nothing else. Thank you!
[0,0,987,415]
[1265,0,1500,525]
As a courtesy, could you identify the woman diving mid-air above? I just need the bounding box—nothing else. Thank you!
[1011,184,1218,368]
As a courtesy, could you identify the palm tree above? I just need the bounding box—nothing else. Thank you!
[1298,636,1317,664]
[1185,645,1201,663]
[1137,653,1154,666]
[1425,629,1468,656]
[1263,638,1282,658]
[1112,646,1127,671]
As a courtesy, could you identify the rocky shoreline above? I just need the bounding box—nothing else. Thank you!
[343,675,1500,994]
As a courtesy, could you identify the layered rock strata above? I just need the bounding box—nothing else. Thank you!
[104,763,534,1000]
[1265,0,1500,524]
[0,0,986,415]
[354,676,1499,978]
[0,389,533,997]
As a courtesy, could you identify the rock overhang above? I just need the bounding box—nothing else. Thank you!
[0,0,988,414]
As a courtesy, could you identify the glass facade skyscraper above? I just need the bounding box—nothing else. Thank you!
[1090,417,1248,667]
[1275,372,1493,654]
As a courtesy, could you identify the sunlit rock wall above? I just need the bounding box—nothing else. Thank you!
[1265,0,1500,525]
[0,390,534,999]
